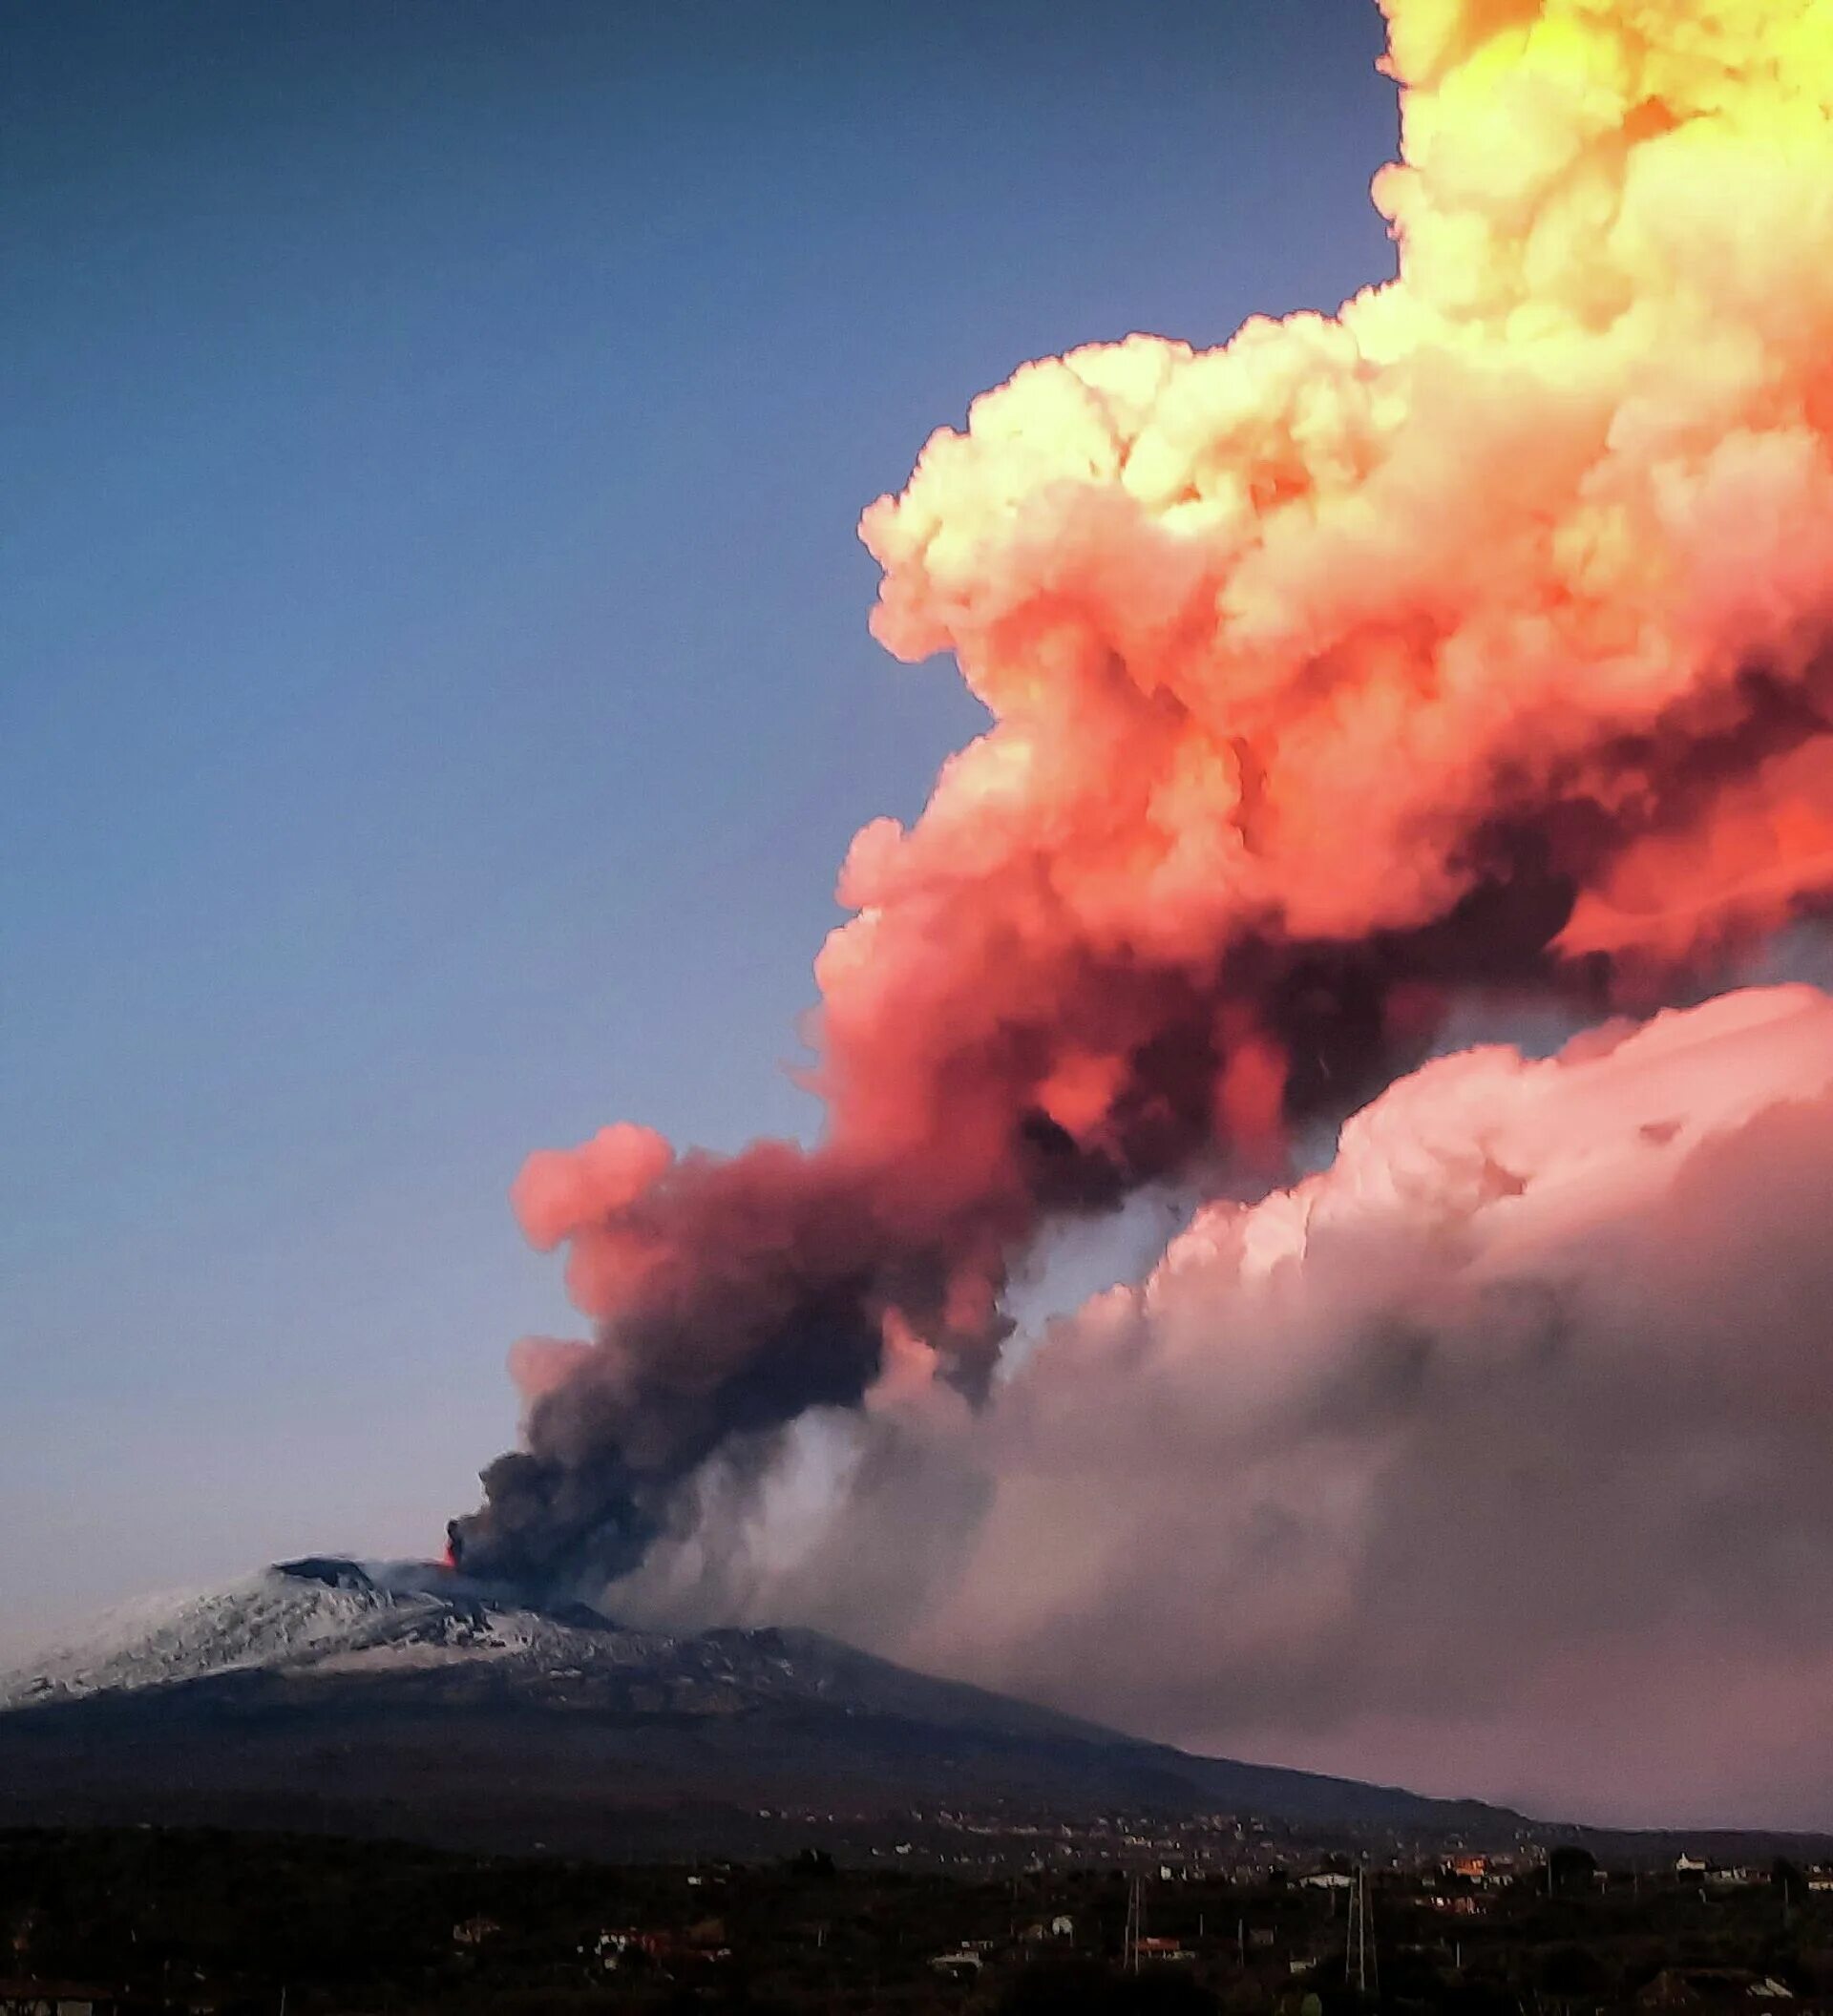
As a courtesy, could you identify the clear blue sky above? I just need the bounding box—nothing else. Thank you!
[2,0,1396,1650]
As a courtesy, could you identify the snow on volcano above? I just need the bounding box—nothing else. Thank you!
[0,1561,1565,1844]
[0,1556,1114,1742]
[0,1559,610,1709]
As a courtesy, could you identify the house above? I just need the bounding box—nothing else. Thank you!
[930,1948,984,1979]
[596,1930,638,1969]
[0,1986,120,2016]
[453,1916,501,1947]
[1639,1969,1796,2008]
[597,1928,674,1968]
[596,1925,727,1970]
[1136,1936,1194,1963]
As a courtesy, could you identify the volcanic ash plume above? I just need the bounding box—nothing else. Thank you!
[625,983,1833,1827]
[450,0,1833,1593]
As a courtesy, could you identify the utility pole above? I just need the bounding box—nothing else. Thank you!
[1346,1864,1377,1997]
[1124,1874,1144,1975]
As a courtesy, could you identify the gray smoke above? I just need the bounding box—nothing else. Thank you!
[604,986,1833,1829]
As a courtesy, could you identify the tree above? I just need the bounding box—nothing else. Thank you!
[999,1956,1219,2014]
[1549,1846,1599,1897]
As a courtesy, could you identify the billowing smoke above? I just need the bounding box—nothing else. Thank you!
[611,983,1833,1827]
[450,0,1833,1596]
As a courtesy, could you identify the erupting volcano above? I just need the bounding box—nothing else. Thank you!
[449,0,1833,1606]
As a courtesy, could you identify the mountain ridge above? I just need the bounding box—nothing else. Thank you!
[3,1559,1817,1861]
[0,1556,1134,1749]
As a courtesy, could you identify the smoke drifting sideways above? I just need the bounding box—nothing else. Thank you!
[613,983,1833,1828]
[449,0,1833,1597]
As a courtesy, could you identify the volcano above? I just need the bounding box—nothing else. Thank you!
[0,1557,1546,1859]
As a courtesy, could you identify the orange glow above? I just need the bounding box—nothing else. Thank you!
[519,0,1833,1382]
[462,0,1833,1581]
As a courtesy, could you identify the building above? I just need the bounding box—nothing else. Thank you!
[0,1987,120,2016]
[595,1924,728,1971]
[1639,1969,1796,2008]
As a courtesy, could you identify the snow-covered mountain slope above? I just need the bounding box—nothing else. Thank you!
[1,1559,622,1709]
[0,1557,1105,1741]
[0,1558,1533,1852]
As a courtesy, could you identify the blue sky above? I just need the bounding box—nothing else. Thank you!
[3,0,1396,1649]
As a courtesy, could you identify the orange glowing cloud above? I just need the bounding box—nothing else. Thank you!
[452,0,1833,1594]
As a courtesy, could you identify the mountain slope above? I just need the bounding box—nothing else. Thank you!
[0,1558,1518,1856]
[1,1556,1128,1742]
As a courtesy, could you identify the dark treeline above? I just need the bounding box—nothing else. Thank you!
[3,1828,1831,2015]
